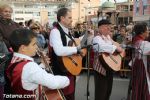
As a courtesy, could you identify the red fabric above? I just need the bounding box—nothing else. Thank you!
[132,58,150,100]
[6,61,36,100]
[133,35,150,77]
[8,47,13,52]
[62,75,75,96]
[132,35,150,100]
[132,35,144,45]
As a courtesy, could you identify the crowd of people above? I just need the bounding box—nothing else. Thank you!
[0,3,150,100]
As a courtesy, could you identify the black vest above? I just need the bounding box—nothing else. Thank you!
[51,23,71,75]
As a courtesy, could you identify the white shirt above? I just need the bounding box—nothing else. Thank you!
[49,23,77,56]
[129,40,150,94]
[12,53,70,91]
[138,41,150,94]
[92,35,117,54]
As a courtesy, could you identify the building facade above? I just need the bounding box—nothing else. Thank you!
[66,0,100,26]
[0,0,67,25]
[133,0,150,26]
[89,0,133,26]
[116,0,133,25]
[0,0,100,26]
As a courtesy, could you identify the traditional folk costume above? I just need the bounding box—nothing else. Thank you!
[132,35,150,100]
[49,23,78,100]
[6,53,69,100]
[92,34,117,100]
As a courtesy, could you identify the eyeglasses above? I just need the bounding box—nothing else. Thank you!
[32,27,40,30]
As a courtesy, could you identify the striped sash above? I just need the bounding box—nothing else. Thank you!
[93,52,106,76]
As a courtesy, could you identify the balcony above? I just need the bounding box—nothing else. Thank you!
[0,0,68,4]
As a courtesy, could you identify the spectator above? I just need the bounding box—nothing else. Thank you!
[0,4,20,49]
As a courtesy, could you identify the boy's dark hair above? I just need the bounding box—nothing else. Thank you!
[133,22,147,36]
[57,8,69,22]
[9,28,36,52]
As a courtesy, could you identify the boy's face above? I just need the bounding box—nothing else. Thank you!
[20,37,38,57]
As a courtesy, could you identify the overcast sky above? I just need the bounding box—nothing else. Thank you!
[100,0,127,5]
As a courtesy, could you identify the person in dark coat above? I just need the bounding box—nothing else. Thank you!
[0,4,19,50]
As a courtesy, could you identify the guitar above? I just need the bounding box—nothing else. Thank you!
[37,49,66,100]
[99,42,125,71]
[62,38,87,75]
[41,87,65,100]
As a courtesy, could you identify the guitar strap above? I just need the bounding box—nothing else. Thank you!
[56,23,76,46]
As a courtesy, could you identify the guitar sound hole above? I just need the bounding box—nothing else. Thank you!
[68,57,78,66]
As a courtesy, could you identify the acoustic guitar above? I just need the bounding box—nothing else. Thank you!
[99,42,125,71]
[62,38,87,75]
[41,87,65,100]
[37,48,66,100]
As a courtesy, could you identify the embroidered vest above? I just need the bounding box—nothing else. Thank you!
[6,61,36,100]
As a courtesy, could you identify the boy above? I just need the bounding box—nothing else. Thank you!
[5,28,69,100]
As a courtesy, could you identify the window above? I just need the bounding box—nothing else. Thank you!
[24,5,33,8]
[33,12,40,16]
[130,5,133,11]
[48,12,51,16]
[15,11,23,14]
[25,11,33,14]
[14,4,23,8]
[136,7,139,13]
[15,18,24,20]
[123,6,128,11]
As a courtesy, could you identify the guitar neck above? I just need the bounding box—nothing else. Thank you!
[57,89,66,100]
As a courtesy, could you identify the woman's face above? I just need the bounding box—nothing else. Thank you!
[32,27,40,34]
[144,27,149,38]
[143,27,149,38]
